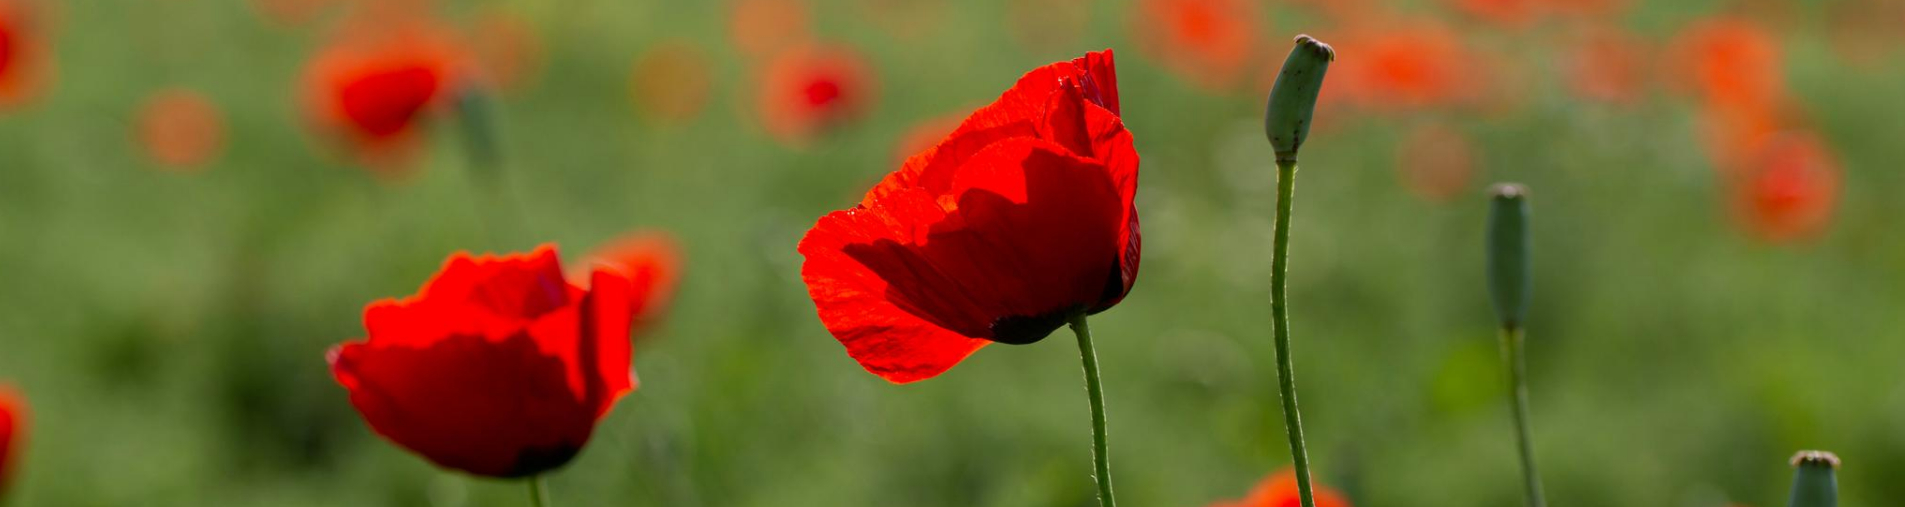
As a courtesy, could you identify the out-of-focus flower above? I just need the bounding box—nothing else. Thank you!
[1005,0,1088,53]
[1564,28,1648,105]
[1395,123,1475,203]
[1732,132,1840,243]
[890,112,962,166]
[799,51,1138,383]
[729,0,812,60]
[301,20,466,175]
[1130,0,1262,91]
[1667,17,1784,113]
[328,245,639,477]
[582,231,682,338]
[1209,467,1353,507]
[135,88,226,172]
[629,40,713,124]
[1321,21,1477,111]
[1696,99,1789,174]
[0,385,22,497]
[754,44,876,147]
[0,1,49,108]
[468,9,542,93]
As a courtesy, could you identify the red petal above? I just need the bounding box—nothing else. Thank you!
[578,267,637,415]
[419,245,577,321]
[0,385,21,493]
[329,333,597,477]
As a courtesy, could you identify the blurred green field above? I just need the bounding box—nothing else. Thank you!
[2,0,1904,506]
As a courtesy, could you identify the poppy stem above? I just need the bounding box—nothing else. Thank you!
[1068,313,1118,507]
[1270,159,1317,507]
[528,475,551,507]
[1498,325,1547,507]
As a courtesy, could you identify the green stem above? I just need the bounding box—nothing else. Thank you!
[1068,313,1118,507]
[1499,326,1547,507]
[528,475,551,507]
[1270,159,1316,507]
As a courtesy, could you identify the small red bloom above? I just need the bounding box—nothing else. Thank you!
[1395,123,1475,203]
[1208,468,1353,507]
[328,245,637,477]
[1324,21,1476,111]
[799,50,1139,383]
[1732,132,1840,243]
[629,40,713,124]
[135,88,226,171]
[1667,17,1784,113]
[302,21,464,174]
[0,1,48,108]
[0,385,22,496]
[755,44,876,147]
[1130,0,1262,91]
[582,231,683,338]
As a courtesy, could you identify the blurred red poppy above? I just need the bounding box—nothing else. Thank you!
[1324,21,1476,111]
[1732,132,1840,243]
[582,231,682,338]
[729,0,812,60]
[1209,468,1353,507]
[1564,28,1648,105]
[468,9,542,93]
[1667,17,1783,113]
[135,89,226,171]
[1130,0,1261,91]
[799,50,1140,383]
[1395,123,1475,203]
[629,40,713,124]
[755,44,875,147]
[0,385,22,496]
[0,1,49,108]
[301,21,465,174]
[328,245,638,477]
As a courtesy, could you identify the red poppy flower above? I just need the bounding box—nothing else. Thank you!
[0,1,48,108]
[755,44,875,147]
[1395,123,1475,203]
[629,40,713,124]
[728,0,813,60]
[1667,17,1783,113]
[798,50,1139,383]
[1324,21,1476,111]
[1732,132,1840,243]
[1130,0,1261,91]
[302,21,464,174]
[328,245,637,477]
[0,385,22,496]
[581,231,682,339]
[1208,468,1353,507]
[135,88,226,171]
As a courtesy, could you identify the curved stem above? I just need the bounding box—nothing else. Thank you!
[1271,160,1316,507]
[528,475,551,507]
[1499,326,1547,507]
[1069,313,1118,507]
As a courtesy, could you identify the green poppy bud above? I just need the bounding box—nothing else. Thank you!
[1263,35,1334,164]
[1788,450,1840,507]
[1486,183,1531,329]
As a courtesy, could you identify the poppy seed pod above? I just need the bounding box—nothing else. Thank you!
[1264,35,1333,163]
[1788,450,1839,507]
[1486,183,1531,329]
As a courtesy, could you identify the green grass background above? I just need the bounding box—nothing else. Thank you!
[2,0,1903,506]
